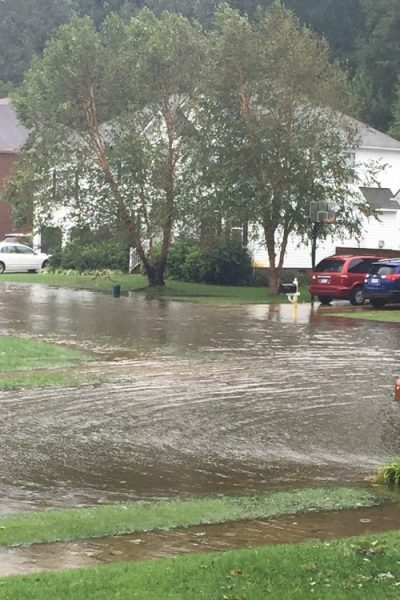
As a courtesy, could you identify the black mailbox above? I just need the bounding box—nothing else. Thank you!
[279,283,297,294]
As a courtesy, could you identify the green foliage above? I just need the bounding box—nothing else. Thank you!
[201,3,362,293]
[374,459,400,486]
[50,238,129,272]
[167,239,252,285]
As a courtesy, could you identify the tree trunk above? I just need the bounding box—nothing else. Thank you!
[268,267,281,295]
[145,262,166,287]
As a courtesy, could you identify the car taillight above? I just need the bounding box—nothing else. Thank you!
[385,274,400,281]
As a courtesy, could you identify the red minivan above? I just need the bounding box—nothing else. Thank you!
[309,255,382,305]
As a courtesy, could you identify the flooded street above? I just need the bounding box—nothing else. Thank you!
[1,281,400,514]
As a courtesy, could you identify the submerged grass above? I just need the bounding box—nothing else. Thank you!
[0,272,308,305]
[4,530,400,599]
[0,486,384,547]
[0,336,91,390]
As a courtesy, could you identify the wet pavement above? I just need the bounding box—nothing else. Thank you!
[1,504,400,577]
[1,282,400,513]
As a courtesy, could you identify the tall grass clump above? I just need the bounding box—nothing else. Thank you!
[374,459,400,485]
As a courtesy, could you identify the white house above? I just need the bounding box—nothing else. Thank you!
[249,120,400,269]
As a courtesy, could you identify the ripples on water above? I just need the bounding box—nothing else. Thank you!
[1,282,400,513]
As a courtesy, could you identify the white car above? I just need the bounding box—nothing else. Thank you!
[0,243,50,273]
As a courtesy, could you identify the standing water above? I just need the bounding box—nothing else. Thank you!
[1,282,400,514]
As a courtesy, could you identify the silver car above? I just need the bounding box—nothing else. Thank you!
[0,243,50,273]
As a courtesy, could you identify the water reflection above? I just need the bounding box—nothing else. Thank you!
[1,282,400,513]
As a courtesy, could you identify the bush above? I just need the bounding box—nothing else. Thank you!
[167,238,252,286]
[50,239,129,272]
[374,459,400,486]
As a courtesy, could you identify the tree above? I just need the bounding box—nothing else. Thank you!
[201,4,375,294]
[13,10,205,286]
[355,0,400,132]
[0,0,76,94]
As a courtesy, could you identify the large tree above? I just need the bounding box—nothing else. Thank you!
[13,10,204,286]
[201,4,375,294]
[354,0,400,133]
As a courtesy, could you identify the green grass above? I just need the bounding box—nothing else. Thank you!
[375,460,400,486]
[330,309,400,323]
[0,336,90,390]
[0,272,309,304]
[0,487,384,547]
[4,531,400,599]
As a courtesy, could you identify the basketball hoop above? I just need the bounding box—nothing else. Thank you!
[310,201,336,224]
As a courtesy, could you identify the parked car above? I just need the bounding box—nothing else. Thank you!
[364,259,400,308]
[0,242,50,274]
[309,254,382,305]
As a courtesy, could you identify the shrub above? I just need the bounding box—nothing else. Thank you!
[167,238,252,285]
[165,239,193,280]
[374,459,400,486]
[50,239,129,272]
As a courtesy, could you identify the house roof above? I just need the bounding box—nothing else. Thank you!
[0,98,29,152]
[355,120,400,151]
[360,187,400,210]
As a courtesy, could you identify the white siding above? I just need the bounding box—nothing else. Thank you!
[250,144,400,269]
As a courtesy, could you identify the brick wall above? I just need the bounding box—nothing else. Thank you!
[0,152,18,240]
[336,246,400,258]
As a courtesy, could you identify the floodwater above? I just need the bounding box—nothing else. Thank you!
[1,504,400,577]
[1,282,400,514]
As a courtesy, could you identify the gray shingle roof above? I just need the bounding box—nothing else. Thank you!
[360,187,400,210]
[355,120,400,150]
[0,98,29,152]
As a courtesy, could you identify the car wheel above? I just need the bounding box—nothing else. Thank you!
[28,269,37,273]
[0,262,4,274]
[318,296,333,305]
[350,285,365,306]
[41,260,49,269]
[370,298,386,309]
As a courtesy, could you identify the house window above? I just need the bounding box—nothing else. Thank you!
[344,152,356,183]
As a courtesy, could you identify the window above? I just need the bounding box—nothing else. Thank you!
[16,246,34,254]
[348,259,376,274]
[370,264,396,276]
[314,259,344,273]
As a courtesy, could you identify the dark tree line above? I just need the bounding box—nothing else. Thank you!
[0,0,400,134]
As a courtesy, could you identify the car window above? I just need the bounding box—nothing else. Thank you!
[2,245,18,253]
[16,245,35,254]
[314,259,344,273]
[348,259,376,273]
[370,264,397,276]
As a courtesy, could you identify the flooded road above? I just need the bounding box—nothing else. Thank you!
[1,504,400,577]
[1,282,400,513]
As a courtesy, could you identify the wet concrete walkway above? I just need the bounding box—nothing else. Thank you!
[1,504,400,577]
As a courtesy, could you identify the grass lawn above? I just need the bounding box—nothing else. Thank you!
[3,531,400,599]
[0,336,90,390]
[0,272,309,305]
[331,309,400,323]
[0,487,385,547]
